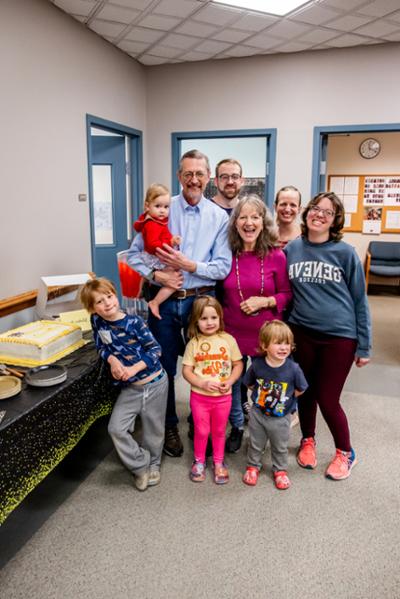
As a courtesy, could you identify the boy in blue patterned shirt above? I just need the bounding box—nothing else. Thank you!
[81,277,167,492]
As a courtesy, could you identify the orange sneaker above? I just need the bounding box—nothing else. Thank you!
[297,437,317,469]
[326,448,357,480]
[243,466,259,486]
[273,470,291,490]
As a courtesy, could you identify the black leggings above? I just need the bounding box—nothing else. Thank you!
[291,324,357,452]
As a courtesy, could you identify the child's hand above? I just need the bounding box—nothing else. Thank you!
[120,364,139,381]
[108,356,125,380]
[201,380,222,393]
[218,380,232,394]
[171,235,182,247]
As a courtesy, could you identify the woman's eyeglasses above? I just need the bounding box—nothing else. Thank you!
[309,205,336,219]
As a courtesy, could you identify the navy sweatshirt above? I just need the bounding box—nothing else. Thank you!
[284,237,371,358]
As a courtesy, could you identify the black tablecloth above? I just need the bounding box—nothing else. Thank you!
[0,342,118,524]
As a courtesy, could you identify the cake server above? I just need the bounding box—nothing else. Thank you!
[0,364,24,378]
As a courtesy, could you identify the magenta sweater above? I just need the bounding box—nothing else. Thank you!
[222,249,292,356]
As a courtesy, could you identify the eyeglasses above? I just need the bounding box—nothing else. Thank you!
[181,171,207,181]
[309,205,336,219]
[218,173,241,182]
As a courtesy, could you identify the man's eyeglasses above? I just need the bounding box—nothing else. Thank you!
[309,205,336,219]
[181,171,207,181]
[218,174,241,182]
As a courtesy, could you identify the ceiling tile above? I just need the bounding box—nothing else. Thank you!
[386,10,400,24]
[138,54,170,65]
[193,4,241,26]
[276,41,313,52]
[178,50,214,61]
[232,13,278,32]
[162,33,198,49]
[384,30,400,41]
[223,44,262,57]
[137,14,181,31]
[95,4,140,24]
[323,0,367,9]
[154,0,199,19]
[212,28,251,43]
[245,32,285,50]
[266,20,312,39]
[146,44,183,58]
[118,39,150,53]
[297,28,340,43]
[193,39,231,54]
[123,26,164,43]
[326,14,374,31]
[292,5,340,25]
[355,19,400,38]
[54,0,96,17]
[112,0,153,9]
[176,20,220,37]
[326,33,373,46]
[72,15,86,22]
[357,0,400,18]
[89,19,127,37]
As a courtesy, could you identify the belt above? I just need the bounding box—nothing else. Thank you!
[171,285,215,300]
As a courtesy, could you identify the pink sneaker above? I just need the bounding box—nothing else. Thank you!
[326,448,357,480]
[243,466,259,486]
[297,437,317,469]
[273,470,291,490]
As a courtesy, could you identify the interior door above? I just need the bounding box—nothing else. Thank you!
[90,135,128,294]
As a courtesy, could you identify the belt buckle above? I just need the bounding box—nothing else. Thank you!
[177,288,187,300]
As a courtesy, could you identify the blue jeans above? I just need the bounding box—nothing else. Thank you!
[229,355,248,429]
[147,290,215,428]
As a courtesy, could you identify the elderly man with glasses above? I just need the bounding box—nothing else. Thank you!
[128,149,231,457]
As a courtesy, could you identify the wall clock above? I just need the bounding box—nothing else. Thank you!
[359,138,381,159]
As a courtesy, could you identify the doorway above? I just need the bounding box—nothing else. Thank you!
[86,115,143,295]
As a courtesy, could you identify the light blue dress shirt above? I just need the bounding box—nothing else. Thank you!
[127,194,232,288]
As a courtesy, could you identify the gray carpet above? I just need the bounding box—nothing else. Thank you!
[1,295,399,599]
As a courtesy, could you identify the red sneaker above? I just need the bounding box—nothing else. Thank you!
[243,466,259,486]
[325,448,357,480]
[297,437,317,469]
[273,470,291,490]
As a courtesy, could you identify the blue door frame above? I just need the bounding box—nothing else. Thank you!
[86,115,143,288]
[312,123,400,196]
[171,129,277,209]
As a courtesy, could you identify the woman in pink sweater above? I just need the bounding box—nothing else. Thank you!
[221,195,292,452]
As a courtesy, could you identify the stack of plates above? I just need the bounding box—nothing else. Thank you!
[0,375,21,399]
[25,365,67,387]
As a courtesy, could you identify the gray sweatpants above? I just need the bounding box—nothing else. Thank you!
[108,371,168,475]
[247,407,291,472]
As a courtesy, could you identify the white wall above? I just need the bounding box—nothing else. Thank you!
[145,43,400,259]
[1,0,147,298]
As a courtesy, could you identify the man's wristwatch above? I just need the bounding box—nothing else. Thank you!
[148,269,157,282]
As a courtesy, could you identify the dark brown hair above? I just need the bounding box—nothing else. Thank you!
[301,192,345,242]
[215,158,243,178]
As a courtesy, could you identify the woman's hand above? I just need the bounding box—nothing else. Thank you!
[239,296,274,315]
[354,356,370,368]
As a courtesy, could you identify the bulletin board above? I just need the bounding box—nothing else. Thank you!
[328,174,400,234]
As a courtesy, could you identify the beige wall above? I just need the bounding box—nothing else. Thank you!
[327,132,400,259]
[1,0,146,297]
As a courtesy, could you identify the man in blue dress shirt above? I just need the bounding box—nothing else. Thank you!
[128,150,232,457]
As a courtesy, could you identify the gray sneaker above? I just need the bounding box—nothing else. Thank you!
[134,470,149,491]
[148,470,161,486]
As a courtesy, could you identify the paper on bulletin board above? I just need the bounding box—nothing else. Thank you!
[344,213,352,228]
[384,177,400,206]
[362,220,381,234]
[343,195,358,213]
[329,177,344,195]
[57,309,92,332]
[343,177,359,195]
[385,210,400,230]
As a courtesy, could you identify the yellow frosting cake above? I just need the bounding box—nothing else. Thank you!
[0,320,85,366]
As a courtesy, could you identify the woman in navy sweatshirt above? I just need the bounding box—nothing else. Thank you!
[284,192,371,481]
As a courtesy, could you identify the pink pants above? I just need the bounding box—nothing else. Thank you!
[190,390,232,464]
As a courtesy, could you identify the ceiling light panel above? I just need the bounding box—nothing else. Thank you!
[212,1,313,17]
